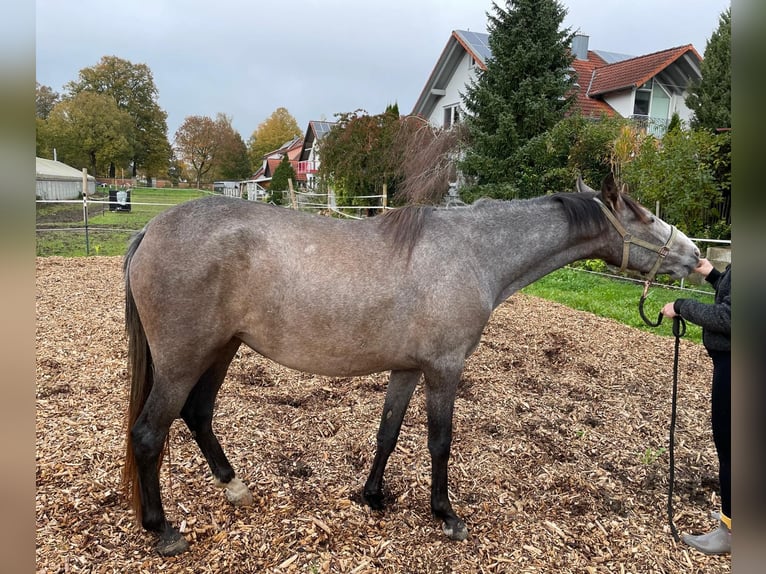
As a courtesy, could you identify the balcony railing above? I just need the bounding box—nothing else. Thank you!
[297,160,318,175]
[631,115,670,138]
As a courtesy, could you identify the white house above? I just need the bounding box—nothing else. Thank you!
[296,120,336,190]
[412,30,703,138]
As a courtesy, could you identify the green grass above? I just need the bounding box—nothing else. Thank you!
[521,267,714,344]
[36,187,209,256]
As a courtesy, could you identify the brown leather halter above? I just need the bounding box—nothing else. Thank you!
[593,197,678,283]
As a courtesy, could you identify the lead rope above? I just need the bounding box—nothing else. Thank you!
[639,280,685,543]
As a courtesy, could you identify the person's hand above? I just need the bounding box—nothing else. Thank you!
[661,302,678,318]
[694,258,714,278]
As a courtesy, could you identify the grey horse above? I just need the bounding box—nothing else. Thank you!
[121,174,699,555]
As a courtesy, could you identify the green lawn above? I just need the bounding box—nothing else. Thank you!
[521,267,714,344]
[36,187,209,256]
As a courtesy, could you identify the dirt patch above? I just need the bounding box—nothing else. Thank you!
[36,256,728,573]
[36,193,111,225]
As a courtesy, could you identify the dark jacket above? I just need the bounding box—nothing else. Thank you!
[674,264,731,352]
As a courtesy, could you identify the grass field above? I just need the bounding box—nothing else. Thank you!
[521,267,713,344]
[35,188,209,256]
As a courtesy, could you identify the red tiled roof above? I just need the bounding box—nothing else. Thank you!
[588,45,700,96]
[570,51,614,117]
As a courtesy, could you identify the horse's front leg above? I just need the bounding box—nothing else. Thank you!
[424,366,467,541]
[362,369,420,509]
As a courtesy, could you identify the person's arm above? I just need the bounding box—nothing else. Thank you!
[660,260,729,334]
[673,294,730,334]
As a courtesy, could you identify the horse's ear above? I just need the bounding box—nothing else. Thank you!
[600,173,624,211]
[575,175,595,194]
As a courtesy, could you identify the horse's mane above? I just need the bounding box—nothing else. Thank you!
[379,205,434,258]
[551,191,650,238]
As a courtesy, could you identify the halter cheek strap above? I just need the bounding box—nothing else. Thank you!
[593,197,678,281]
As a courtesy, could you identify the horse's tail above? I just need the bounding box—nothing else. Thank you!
[120,228,160,524]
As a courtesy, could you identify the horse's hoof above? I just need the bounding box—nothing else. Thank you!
[442,519,468,541]
[361,490,385,511]
[156,532,189,556]
[221,477,254,506]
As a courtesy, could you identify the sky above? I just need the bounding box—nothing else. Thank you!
[35,0,730,143]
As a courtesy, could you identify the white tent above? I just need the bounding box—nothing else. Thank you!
[36,157,96,200]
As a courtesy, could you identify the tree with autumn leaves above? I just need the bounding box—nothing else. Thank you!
[36,56,253,186]
[36,56,171,182]
[174,114,251,189]
[247,107,302,168]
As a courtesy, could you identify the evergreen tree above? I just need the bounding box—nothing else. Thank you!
[269,155,296,205]
[461,0,575,191]
[686,7,730,130]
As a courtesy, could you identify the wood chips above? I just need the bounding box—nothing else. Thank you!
[36,256,730,573]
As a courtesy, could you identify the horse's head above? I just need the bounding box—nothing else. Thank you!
[576,174,700,280]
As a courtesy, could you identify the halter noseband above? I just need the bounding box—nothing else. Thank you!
[593,197,678,283]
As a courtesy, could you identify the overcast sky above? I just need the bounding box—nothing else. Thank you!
[35,0,730,142]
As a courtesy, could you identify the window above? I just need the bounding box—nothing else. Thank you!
[633,81,652,116]
[443,104,461,129]
[468,55,476,69]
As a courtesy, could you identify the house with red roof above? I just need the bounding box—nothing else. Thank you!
[412,30,702,138]
[249,135,305,191]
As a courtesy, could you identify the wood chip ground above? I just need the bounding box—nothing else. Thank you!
[36,257,730,573]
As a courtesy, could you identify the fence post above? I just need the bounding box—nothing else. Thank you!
[288,178,296,209]
[382,183,388,210]
[82,168,90,255]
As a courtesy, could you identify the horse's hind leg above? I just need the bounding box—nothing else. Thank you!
[131,377,194,556]
[362,369,420,509]
[180,339,253,507]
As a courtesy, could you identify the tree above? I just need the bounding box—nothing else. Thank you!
[44,91,134,177]
[36,83,60,119]
[686,7,730,131]
[247,107,301,166]
[174,116,219,188]
[459,112,629,203]
[621,128,720,237]
[317,105,403,206]
[460,0,576,192]
[213,114,252,180]
[66,56,171,180]
[268,156,296,205]
[175,113,252,188]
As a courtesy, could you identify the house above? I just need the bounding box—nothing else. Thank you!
[296,120,336,190]
[411,30,702,138]
[250,135,305,190]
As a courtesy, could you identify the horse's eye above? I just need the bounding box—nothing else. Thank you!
[649,216,656,223]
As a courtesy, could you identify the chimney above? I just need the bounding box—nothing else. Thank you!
[572,34,589,60]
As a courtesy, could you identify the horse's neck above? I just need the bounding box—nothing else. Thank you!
[471,199,601,307]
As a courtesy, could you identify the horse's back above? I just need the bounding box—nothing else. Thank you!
[127,197,489,377]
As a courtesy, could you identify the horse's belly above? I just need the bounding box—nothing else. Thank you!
[241,338,413,377]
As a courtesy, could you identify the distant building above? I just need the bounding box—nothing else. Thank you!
[412,30,702,138]
[36,157,96,200]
